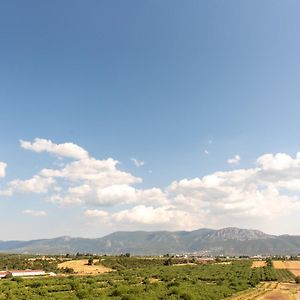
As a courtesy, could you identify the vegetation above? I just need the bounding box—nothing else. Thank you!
[0,255,297,299]
[87,257,93,266]
[99,256,181,270]
[0,257,270,299]
[0,254,59,273]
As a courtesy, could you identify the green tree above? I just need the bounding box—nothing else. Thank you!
[88,257,94,265]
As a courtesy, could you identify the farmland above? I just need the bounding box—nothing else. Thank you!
[252,261,267,268]
[273,261,300,277]
[58,259,112,275]
[230,282,300,300]
[0,256,260,299]
[0,255,299,299]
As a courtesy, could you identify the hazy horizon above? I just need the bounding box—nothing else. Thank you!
[1,1,300,240]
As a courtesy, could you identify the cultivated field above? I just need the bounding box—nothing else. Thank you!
[0,259,261,299]
[230,282,299,300]
[273,261,287,269]
[273,261,300,277]
[58,259,112,275]
[1,255,300,299]
[252,261,267,268]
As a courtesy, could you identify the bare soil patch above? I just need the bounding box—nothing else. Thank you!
[58,259,112,275]
[252,261,267,268]
[259,291,291,300]
[230,282,299,300]
[273,261,286,269]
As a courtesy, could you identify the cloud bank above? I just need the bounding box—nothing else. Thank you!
[2,138,300,231]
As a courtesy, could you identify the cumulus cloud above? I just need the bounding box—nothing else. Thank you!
[5,138,300,231]
[82,149,300,228]
[227,154,240,165]
[22,209,47,217]
[84,205,194,228]
[40,157,140,186]
[20,138,89,160]
[8,176,55,194]
[42,157,142,206]
[112,205,189,225]
[7,139,141,202]
[168,153,300,224]
[131,158,145,167]
[0,162,7,178]
[257,153,297,171]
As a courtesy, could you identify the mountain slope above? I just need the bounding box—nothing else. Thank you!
[1,227,300,256]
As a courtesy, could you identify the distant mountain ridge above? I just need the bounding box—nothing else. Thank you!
[1,227,300,256]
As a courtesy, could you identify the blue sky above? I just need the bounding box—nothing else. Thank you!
[1,1,300,240]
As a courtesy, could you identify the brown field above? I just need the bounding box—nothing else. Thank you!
[252,261,267,268]
[273,261,287,269]
[259,291,294,300]
[58,259,112,275]
[229,282,299,300]
[273,261,300,277]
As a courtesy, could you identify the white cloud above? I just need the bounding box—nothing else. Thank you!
[168,155,300,224]
[6,140,141,201]
[42,157,142,206]
[5,138,300,232]
[0,162,7,178]
[227,154,240,165]
[131,158,145,168]
[204,150,209,155]
[84,209,109,218]
[257,153,297,171]
[22,209,47,217]
[41,157,140,186]
[20,138,89,160]
[8,176,55,194]
[112,205,192,227]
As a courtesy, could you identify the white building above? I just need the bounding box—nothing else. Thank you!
[9,270,45,277]
[0,272,8,279]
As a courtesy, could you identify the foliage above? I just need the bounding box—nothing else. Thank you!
[0,258,260,299]
[87,257,93,266]
[0,254,59,273]
[99,256,195,270]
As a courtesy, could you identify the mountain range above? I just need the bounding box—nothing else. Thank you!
[1,227,300,256]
